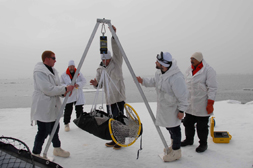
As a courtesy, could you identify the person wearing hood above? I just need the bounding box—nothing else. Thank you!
[90,25,126,150]
[31,50,74,159]
[60,60,87,132]
[136,52,189,162]
[181,52,217,153]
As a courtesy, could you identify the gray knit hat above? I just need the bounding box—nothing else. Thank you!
[191,52,203,62]
[68,60,75,66]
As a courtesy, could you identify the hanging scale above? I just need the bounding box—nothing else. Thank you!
[100,22,107,54]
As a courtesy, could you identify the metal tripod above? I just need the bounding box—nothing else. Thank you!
[43,18,169,158]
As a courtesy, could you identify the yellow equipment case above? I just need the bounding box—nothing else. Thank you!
[210,117,232,143]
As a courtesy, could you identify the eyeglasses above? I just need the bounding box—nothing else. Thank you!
[157,52,171,64]
[50,57,56,60]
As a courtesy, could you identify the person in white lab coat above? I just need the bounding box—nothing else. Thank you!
[31,50,74,159]
[90,25,126,150]
[181,52,217,153]
[61,60,86,132]
[137,52,188,162]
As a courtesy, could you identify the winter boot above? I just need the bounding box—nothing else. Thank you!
[65,124,70,132]
[164,139,173,154]
[105,141,116,147]
[113,144,121,150]
[163,149,182,162]
[181,139,193,147]
[53,147,70,158]
[196,144,208,153]
[164,146,172,155]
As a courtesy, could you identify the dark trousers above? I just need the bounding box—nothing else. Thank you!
[32,121,60,154]
[106,101,125,118]
[183,113,210,145]
[166,125,181,150]
[64,102,83,125]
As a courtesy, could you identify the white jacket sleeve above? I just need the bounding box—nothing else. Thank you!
[171,75,189,112]
[35,72,65,96]
[111,37,123,66]
[142,77,156,87]
[206,67,217,100]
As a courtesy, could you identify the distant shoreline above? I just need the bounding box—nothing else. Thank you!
[1,74,253,109]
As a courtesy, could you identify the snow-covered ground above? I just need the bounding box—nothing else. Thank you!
[1,100,253,168]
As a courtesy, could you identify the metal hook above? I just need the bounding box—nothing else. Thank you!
[101,22,106,36]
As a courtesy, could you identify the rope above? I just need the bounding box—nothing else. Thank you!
[90,68,116,117]
[91,70,105,112]
[103,70,125,114]
[90,63,125,117]
[104,70,113,117]
[104,71,125,98]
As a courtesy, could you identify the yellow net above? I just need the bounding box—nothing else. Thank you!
[108,103,142,147]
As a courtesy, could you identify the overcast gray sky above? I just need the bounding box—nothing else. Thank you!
[0,0,252,79]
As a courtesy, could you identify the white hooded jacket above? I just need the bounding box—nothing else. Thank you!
[94,37,126,105]
[185,59,217,116]
[142,59,189,127]
[60,71,86,105]
[31,62,66,123]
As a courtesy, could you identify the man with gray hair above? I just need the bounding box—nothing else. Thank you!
[181,52,217,153]
[61,60,86,132]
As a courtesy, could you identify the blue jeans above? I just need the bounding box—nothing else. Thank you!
[166,125,181,150]
[32,121,61,154]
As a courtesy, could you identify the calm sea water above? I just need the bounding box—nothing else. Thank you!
[124,74,253,104]
[0,74,253,109]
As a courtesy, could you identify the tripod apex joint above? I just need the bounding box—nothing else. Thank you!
[97,18,111,24]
